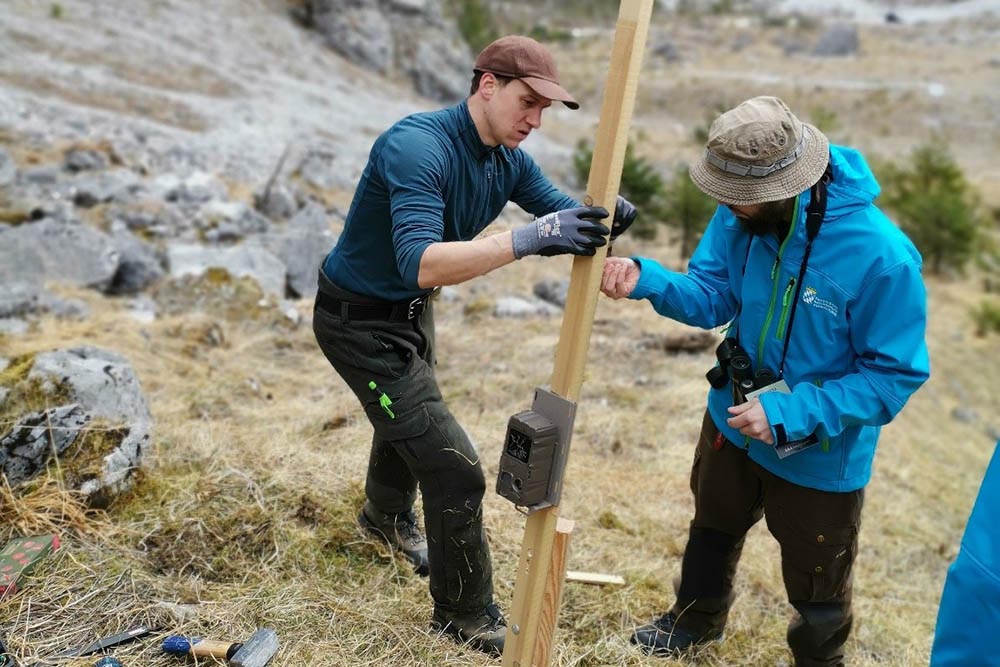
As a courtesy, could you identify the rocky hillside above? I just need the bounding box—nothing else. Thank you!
[1,1,999,666]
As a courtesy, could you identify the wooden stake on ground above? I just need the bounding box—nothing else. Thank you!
[502,2,655,665]
[565,571,627,586]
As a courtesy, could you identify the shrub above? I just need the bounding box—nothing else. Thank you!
[573,139,665,240]
[971,300,1000,337]
[572,143,715,255]
[451,0,498,52]
[879,140,985,275]
[661,163,715,259]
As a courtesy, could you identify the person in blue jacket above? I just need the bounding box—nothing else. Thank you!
[930,440,1000,666]
[601,96,930,666]
[312,35,637,657]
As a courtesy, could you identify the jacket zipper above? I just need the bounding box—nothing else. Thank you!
[775,277,797,341]
[754,194,802,372]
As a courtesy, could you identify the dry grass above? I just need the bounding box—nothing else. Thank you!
[1,4,998,665]
[0,232,997,665]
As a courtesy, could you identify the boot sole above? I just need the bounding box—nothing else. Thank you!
[430,618,504,658]
[358,512,430,576]
[631,630,724,656]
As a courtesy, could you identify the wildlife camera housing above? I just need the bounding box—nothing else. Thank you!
[496,387,576,511]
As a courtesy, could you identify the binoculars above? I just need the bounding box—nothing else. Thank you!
[706,337,777,405]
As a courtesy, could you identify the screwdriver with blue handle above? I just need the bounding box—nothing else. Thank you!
[163,635,242,661]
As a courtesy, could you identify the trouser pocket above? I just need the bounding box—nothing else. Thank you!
[765,488,862,604]
[778,521,857,602]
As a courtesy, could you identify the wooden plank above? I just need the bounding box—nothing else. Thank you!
[502,2,655,665]
[551,0,656,399]
[565,571,626,587]
[532,518,574,666]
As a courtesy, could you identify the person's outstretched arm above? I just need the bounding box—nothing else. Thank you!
[417,206,610,288]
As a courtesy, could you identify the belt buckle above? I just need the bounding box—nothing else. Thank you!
[407,296,425,320]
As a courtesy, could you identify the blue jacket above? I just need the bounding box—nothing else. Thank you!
[322,101,577,301]
[630,145,930,491]
[931,441,1000,666]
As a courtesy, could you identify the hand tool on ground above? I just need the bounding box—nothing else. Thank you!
[161,628,278,667]
[47,625,156,660]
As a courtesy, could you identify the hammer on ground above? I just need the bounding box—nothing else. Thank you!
[162,628,278,667]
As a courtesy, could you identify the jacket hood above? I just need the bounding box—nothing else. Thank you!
[825,144,880,220]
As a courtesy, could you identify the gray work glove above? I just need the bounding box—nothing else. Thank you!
[611,195,638,241]
[512,206,610,259]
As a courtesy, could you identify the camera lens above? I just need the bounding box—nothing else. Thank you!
[755,368,777,389]
[715,338,739,365]
[729,352,752,382]
[706,365,729,389]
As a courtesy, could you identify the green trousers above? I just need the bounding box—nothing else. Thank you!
[312,274,493,614]
[672,411,863,667]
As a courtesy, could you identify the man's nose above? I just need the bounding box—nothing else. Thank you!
[526,107,542,129]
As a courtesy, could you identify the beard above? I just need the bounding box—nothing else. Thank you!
[735,199,794,238]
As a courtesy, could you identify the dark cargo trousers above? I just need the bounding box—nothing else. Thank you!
[312,275,493,614]
[671,412,863,667]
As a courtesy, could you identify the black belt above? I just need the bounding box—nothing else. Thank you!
[316,290,430,322]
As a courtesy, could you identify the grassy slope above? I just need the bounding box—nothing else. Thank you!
[1,233,997,666]
[2,5,999,666]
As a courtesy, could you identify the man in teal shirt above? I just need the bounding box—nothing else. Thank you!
[313,35,636,656]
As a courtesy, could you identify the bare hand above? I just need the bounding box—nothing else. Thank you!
[726,399,774,445]
[601,257,640,299]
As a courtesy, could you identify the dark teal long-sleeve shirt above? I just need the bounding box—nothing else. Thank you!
[321,101,577,301]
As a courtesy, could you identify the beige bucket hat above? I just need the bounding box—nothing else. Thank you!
[689,96,830,206]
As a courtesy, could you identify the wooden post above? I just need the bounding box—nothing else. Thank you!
[502,2,655,666]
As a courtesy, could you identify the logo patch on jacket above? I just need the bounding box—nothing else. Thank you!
[803,286,839,317]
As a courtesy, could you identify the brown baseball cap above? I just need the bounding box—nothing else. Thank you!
[474,35,579,110]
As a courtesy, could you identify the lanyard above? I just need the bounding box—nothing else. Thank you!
[778,166,831,377]
[734,164,833,376]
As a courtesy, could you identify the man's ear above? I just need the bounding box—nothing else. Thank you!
[479,72,497,101]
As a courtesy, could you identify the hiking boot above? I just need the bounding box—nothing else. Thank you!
[358,501,429,576]
[431,602,507,657]
[630,611,723,656]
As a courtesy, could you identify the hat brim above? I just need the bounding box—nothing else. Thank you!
[520,76,579,110]
[689,124,830,205]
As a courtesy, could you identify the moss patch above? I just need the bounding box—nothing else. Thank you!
[60,421,129,493]
[0,352,35,387]
[0,353,73,426]
[151,270,271,321]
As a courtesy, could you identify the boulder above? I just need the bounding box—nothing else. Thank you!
[533,279,569,308]
[494,296,562,318]
[108,225,166,294]
[306,0,470,102]
[71,168,142,207]
[1,347,152,504]
[0,219,120,293]
[814,24,859,57]
[260,202,337,298]
[167,240,287,296]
